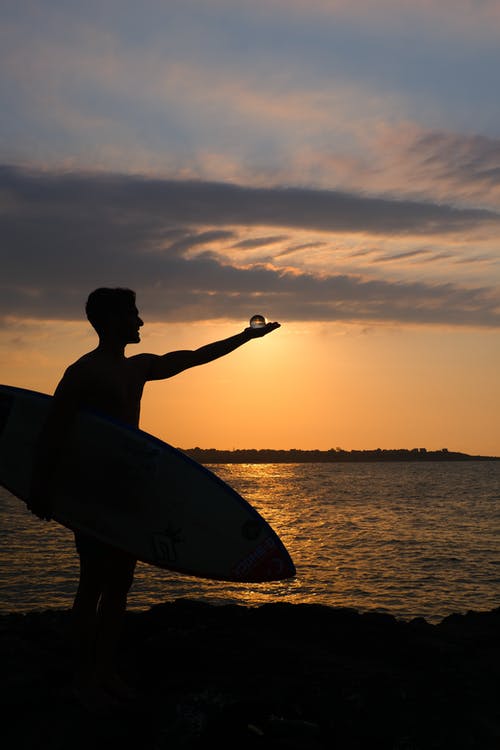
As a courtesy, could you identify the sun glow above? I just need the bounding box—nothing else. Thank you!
[1,315,499,457]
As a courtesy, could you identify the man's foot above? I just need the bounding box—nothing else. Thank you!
[72,673,122,715]
[99,671,138,703]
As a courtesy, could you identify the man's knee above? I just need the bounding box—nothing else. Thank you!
[76,555,103,600]
[115,568,135,596]
[99,579,132,611]
[104,559,136,598]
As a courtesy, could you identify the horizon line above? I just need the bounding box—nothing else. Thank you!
[181,447,500,460]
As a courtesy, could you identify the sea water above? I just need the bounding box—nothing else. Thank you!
[1,462,499,623]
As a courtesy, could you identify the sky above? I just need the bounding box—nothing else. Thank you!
[1,0,499,454]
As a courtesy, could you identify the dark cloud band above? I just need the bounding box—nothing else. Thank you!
[3,164,499,233]
[1,165,499,327]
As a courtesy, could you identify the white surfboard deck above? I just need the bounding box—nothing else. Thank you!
[0,384,295,582]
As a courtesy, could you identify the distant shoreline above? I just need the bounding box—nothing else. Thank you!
[182,448,500,464]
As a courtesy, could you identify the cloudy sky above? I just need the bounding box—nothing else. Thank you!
[1,0,499,453]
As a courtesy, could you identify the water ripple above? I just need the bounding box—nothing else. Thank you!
[1,461,499,622]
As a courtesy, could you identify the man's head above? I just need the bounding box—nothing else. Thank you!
[86,288,143,343]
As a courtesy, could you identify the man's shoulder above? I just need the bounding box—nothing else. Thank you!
[64,352,95,375]
[127,352,156,365]
[126,352,157,370]
[57,352,98,388]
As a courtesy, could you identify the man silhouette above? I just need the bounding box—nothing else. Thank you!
[28,287,280,711]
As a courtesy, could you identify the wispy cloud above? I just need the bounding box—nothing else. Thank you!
[270,124,500,211]
[373,248,434,263]
[232,236,288,249]
[408,130,500,203]
[249,0,500,34]
[277,241,328,258]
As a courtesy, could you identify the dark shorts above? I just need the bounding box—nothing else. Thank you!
[74,530,136,568]
[75,530,110,557]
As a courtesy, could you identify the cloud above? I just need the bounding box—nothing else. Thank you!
[275,124,500,211]
[3,164,498,233]
[1,165,499,328]
[233,236,288,249]
[373,248,434,263]
[167,230,236,256]
[409,130,500,200]
[3,5,499,209]
[277,241,328,258]
[248,0,500,35]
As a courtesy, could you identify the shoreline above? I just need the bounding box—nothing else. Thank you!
[183,448,500,463]
[2,599,499,748]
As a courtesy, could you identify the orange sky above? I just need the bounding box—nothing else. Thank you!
[1,1,500,456]
[2,317,499,456]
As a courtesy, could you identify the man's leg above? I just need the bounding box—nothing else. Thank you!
[71,542,124,711]
[71,532,133,709]
[72,535,102,677]
[94,549,137,698]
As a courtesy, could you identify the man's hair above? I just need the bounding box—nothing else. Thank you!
[85,288,136,333]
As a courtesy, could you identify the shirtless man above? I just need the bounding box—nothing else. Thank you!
[28,287,280,710]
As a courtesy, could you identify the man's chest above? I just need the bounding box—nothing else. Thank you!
[79,363,144,422]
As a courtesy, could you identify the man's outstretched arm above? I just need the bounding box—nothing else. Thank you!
[142,321,280,381]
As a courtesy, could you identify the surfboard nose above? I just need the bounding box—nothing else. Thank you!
[231,536,296,582]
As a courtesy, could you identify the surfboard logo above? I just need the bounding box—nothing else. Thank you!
[152,524,183,563]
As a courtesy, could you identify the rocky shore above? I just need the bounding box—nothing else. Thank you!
[2,600,499,749]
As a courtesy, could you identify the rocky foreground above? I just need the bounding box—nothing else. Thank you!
[1,600,499,749]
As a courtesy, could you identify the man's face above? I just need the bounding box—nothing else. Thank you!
[109,305,144,344]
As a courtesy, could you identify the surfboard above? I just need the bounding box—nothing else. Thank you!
[0,384,295,583]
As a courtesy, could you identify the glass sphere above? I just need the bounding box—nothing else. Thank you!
[250,314,266,328]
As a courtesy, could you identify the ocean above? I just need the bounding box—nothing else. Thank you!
[1,462,499,623]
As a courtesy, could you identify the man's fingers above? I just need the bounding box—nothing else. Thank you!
[244,321,281,338]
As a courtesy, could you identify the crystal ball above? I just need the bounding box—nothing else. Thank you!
[250,314,267,329]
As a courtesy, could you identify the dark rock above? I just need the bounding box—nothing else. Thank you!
[1,601,499,749]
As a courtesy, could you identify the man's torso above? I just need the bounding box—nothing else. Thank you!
[57,351,149,427]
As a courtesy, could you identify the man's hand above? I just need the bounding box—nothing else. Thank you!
[245,321,281,338]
